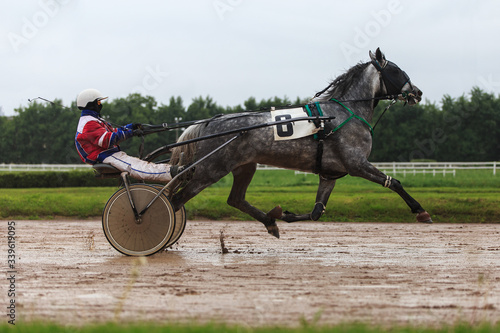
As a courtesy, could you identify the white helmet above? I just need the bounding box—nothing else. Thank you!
[77,88,108,109]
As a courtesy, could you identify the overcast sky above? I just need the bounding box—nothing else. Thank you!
[1,0,499,117]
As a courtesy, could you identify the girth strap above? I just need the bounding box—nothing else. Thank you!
[304,102,326,174]
[314,139,324,175]
[304,99,373,174]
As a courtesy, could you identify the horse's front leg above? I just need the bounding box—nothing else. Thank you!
[281,176,337,222]
[348,160,432,223]
[227,163,282,238]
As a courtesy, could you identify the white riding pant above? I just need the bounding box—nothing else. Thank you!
[102,151,172,183]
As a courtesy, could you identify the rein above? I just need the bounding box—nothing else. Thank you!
[311,57,417,135]
[311,89,407,135]
[333,93,410,133]
[372,98,397,131]
[320,94,403,138]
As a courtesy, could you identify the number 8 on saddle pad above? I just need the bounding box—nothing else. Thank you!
[270,107,320,141]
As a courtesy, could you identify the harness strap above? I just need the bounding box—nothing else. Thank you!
[330,98,373,137]
[304,102,323,124]
[314,140,324,175]
[304,102,326,174]
[371,59,412,94]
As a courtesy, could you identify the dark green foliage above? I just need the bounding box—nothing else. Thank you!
[371,88,500,162]
[0,171,117,188]
[0,88,498,163]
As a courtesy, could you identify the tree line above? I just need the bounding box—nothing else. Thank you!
[0,88,498,164]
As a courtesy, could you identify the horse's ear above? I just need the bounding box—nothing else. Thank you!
[370,47,387,67]
[369,50,376,61]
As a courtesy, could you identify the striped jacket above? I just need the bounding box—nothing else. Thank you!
[75,109,134,164]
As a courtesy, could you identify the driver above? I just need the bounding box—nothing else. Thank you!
[74,88,183,182]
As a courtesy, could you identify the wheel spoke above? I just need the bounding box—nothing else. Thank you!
[102,184,176,256]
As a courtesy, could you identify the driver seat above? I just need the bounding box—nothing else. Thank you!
[93,163,121,179]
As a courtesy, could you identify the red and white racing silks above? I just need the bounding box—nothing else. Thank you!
[75,109,173,182]
[75,109,133,164]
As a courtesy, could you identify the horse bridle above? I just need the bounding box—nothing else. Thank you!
[371,59,415,101]
[313,59,416,104]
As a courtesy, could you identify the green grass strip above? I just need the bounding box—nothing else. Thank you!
[1,170,499,222]
[1,321,500,333]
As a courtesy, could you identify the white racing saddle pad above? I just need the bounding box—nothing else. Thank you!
[270,107,320,141]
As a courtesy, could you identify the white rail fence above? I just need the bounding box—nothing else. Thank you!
[0,164,92,172]
[291,161,498,177]
[0,162,498,176]
[373,162,498,177]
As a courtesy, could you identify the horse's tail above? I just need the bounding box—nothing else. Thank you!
[170,124,203,165]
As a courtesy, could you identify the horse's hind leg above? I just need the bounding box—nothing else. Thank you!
[227,163,281,238]
[281,176,337,222]
[348,160,432,223]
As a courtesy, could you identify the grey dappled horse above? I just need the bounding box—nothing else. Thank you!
[170,48,431,238]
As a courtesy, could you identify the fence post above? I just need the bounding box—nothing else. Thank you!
[494,161,497,176]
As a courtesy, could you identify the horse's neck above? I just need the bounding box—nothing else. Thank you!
[341,66,381,122]
[313,65,382,122]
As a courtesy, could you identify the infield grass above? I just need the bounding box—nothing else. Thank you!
[2,321,500,333]
[1,169,499,222]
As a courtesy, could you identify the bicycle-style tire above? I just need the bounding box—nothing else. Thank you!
[102,184,175,256]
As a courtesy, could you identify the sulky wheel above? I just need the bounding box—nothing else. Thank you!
[102,184,175,256]
[151,185,187,248]
[165,204,186,248]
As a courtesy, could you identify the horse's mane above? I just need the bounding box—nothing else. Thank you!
[313,62,370,101]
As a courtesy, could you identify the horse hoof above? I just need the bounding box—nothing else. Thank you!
[266,225,280,239]
[417,211,433,223]
[267,205,283,219]
[311,202,326,221]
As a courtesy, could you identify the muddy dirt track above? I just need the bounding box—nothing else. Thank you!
[4,220,500,327]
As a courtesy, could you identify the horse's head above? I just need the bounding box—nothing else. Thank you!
[369,48,422,105]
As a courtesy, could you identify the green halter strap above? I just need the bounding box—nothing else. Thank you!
[329,98,373,137]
